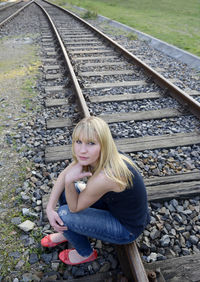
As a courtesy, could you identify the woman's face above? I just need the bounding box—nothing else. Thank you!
[74,135,101,167]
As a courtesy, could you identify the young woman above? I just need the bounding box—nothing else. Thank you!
[41,116,150,265]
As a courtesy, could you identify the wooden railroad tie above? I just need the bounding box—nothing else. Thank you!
[45,108,185,129]
[72,49,113,55]
[45,131,200,163]
[146,252,200,282]
[84,80,146,89]
[73,55,120,61]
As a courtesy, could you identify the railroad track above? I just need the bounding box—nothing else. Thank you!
[1,0,200,281]
[0,0,23,12]
[0,0,32,27]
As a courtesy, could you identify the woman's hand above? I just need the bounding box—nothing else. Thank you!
[46,208,67,232]
[65,162,92,185]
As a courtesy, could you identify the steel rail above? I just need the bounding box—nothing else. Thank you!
[34,1,150,281]
[34,1,90,118]
[0,0,34,28]
[125,242,149,282]
[42,0,200,120]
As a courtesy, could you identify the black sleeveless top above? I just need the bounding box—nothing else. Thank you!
[92,162,150,235]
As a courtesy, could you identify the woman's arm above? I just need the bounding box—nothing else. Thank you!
[64,163,119,212]
[64,162,92,212]
[46,168,68,232]
[47,171,65,210]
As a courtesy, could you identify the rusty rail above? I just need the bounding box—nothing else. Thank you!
[125,242,149,281]
[35,1,90,118]
[34,1,150,280]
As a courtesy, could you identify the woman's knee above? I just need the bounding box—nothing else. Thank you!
[58,204,71,222]
[58,205,88,227]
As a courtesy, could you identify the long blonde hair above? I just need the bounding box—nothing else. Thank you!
[72,116,137,190]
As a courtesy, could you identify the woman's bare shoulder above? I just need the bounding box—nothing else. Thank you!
[89,170,121,193]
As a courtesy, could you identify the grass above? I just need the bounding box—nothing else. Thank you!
[0,156,44,277]
[0,159,33,276]
[50,0,200,57]
[0,35,41,118]
[0,34,42,278]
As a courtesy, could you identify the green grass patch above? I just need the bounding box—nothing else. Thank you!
[0,214,29,276]
[0,33,42,278]
[51,0,200,56]
[0,159,35,276]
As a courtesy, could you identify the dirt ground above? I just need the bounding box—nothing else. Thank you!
[0,34,40,277]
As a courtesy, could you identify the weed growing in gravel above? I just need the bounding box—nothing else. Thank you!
[127,32,138,41]
[82,10,98,19]
[21,63,40,112]
[30,229,44,243]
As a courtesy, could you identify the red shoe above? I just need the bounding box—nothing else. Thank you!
[41,234,67,248]
[59,249,98,265]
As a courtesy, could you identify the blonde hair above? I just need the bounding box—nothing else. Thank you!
[72,116,137,190]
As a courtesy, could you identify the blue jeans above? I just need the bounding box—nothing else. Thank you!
[58,191,138,256]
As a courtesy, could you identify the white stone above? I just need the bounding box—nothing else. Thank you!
[18,220,35,232]
[51,262,60,271]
